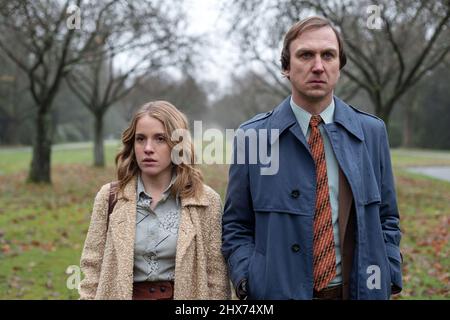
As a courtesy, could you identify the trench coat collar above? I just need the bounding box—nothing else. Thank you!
[269,95,364,141]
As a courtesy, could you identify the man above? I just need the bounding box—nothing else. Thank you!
[222,16,402,300]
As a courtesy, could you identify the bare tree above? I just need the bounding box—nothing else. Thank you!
[65,1,194,167]
[223,0,450,126]
[0,1,79,182]
[0,48,34,145]
[210,71,282,129]
[0,0,186,182]
[117,73,180,124]
[119,71,210,128]
[0,1,100,182]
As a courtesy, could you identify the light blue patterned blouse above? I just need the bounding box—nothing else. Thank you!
[133,173,180,282]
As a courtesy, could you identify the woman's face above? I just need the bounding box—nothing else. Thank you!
[134,115,172,179]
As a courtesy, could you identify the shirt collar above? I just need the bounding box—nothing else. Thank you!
[290,96,335,137]
[137,170,177,202]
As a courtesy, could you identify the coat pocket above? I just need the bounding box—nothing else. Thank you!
[247,250,266,300]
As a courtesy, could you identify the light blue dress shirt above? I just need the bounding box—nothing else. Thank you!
[290,97,342,286]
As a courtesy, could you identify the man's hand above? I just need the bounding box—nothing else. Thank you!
[236,278,248,300]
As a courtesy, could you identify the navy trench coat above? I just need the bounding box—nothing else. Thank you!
[222,96,402,299]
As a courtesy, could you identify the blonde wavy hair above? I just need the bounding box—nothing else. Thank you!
[115,100,204,200]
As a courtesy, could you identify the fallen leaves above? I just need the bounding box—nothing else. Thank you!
[0,161,448,299]
[1,244,11,254]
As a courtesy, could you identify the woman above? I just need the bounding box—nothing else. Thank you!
[79,101,230,300]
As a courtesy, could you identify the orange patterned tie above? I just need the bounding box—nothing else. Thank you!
[308,115,336,291]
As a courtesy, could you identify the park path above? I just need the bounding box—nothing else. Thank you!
[406,166,450,182]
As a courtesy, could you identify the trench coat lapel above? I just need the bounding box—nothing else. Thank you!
[338,168,352,246]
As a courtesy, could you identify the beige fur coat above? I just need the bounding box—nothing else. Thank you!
[79,177,231,299]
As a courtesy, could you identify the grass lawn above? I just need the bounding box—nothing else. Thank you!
[0,145,448,299]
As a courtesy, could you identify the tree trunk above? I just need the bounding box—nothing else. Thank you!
[402,104,413,148]
[375,103,391,130]
[93,113,105,167]
[28,109,52,183]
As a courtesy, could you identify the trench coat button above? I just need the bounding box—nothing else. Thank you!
[160,286,166,292]
[291,189,300,198]
[149,287,156,293]
[291,244,300,252]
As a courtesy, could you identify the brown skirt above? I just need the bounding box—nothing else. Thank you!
[132,281,174,300]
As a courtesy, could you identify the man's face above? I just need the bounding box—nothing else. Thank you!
[284,26,340,106]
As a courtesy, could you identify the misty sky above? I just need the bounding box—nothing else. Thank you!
[183,0,239,95]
